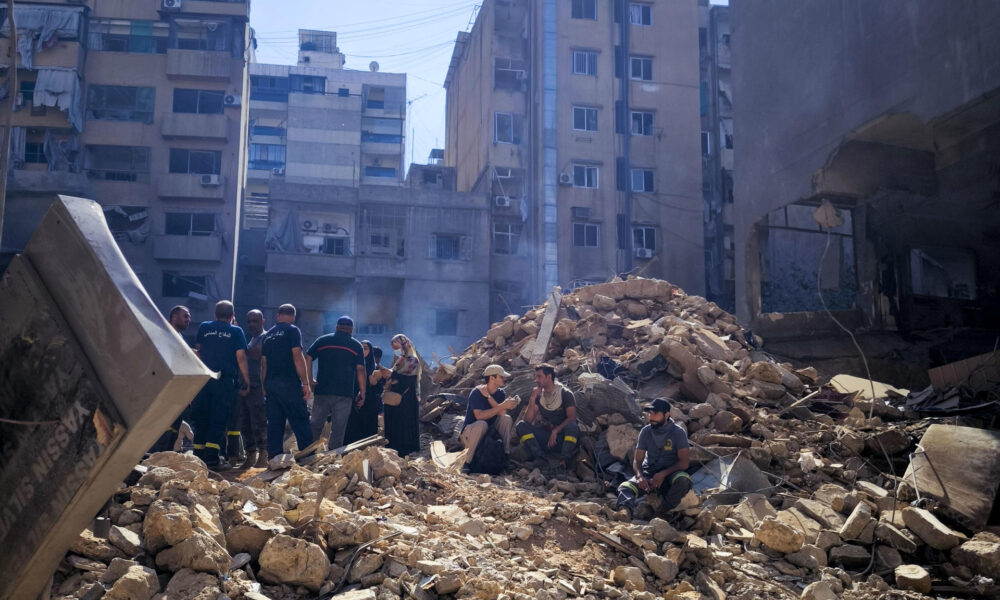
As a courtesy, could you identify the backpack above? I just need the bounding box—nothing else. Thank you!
[468,426,507,475]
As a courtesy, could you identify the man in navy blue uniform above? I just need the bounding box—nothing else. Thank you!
[261,304,313,458]
[306,315,365,450]
[193,300,249,470]
[616,397,692,517]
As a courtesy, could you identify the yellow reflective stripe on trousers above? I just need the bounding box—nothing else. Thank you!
[227,431,241,436]
[520,433,535,443]
[671,471,692,482]
[166,427,178,433]
[193,444,206,450]
[205,442,221,450]
[620,480,640,495]
[563,435,577,443]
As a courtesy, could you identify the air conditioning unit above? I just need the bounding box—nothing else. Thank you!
[223,94,240,107]
[162,0,182,10]
[301,220,317,231]
[571,206,591,220]
[558,173,573,186]
[271,167,285,176]
[635,248,653,259]
[200,174,220,186]
[322,223,336,232]
[495,195,511,208]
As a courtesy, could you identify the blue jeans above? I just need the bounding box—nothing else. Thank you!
[265,379,313,458]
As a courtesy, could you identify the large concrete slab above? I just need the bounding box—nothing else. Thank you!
[0,196,212,600]
[903,424,1000,532]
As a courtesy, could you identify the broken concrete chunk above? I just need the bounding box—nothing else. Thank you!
[902,507,966,550]
[258,534,330,591]
[103,565,159,600]
[894,564,931,594]
[754,516,805,553]
[829,544,870,569]
[799,580,837,600]
[154,531,231,574]
[611,565,645,591]
[950,533,1000,579]
[794,498,845,530]
[644,553,678,582]
[70,528,127,562]
[875,521,919,554]
[108,525,144,556]
[838,501,874,540]
[143,500,193,553]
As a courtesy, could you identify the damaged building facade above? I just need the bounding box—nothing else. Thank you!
[444,0,705,323]
[732,1,1000,346]
[0,0,252,324]
[236,31,489,357]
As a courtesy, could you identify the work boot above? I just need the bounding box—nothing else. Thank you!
[241,449,258,469]
[210,461,232,472]
[229,455,243,469]
[253,450,269,469]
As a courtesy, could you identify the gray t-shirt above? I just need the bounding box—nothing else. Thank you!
[637,419,690,475]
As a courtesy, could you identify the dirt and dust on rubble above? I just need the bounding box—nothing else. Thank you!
[53,276,1000,600]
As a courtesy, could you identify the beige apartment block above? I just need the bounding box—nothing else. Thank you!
[0,0,251,327]
[445,0,704,321]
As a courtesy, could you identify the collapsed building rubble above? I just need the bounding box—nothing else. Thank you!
[45,277,1000,599]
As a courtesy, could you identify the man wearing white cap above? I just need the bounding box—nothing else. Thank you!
[460,364,518,465]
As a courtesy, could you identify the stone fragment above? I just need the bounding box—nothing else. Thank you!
[799,581,837,600]
[644,553,678,582]
[794,498,845,530]
[100,558,138,583]
[785,544,827,570]
[435,572,463,595]
[875,521,919,554]
[696,364,716,386]
[650,518,683,543]
[902,507,965,550]
[155,532,231,574]
[268,453,295,470]
[874,546,902,571]
[855,481,889,499]
[712,410,743,434]
[867,429,911,456]
[161,568,222,600]
[258,534,330,591]
[829,544,870,569]
[606,424,640,461]
[512,525,533,541]
[814,530,841,551]
[688,403,716,419]
[747,361,783,385]
[143,500,193,553]
[894,564,931,594]
[812,484,847,513]
[611,565,645,591]
[70,529,127,562]
[104,565,159,600]
[838,501,873,540]
[108,525,143,556]
[225,524,276,559]
[349,554,384,583]
[754,516,805,553]
[950,533,1000,579]
[459,518,487,537]
[593,294,616,311]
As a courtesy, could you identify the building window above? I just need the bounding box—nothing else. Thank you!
[18,81,34,104]
[248,143,286,170]
[250,75,289,102]
[572,50,598,76]
[701,131,711,156]
[170,19,231,52]
[495,57,528,90]
[631,111,653,136]
[322,237,350,256]
[24,142,46,164]
[165,212,216,236]
[363,205,406,256]
[169,149,221,175]
[290,74,326,94]
[573,106,598,132]
[357,323,388,336]
[494,112,522,144]
[629,3,652,25]
[162,272,207,298]
[251,125,286,137]
[86,85,155,123]
[631,168,654,192]
[365,87,385,109]
[573,223,600,248]
[433,234,463,260]
[363,166,397,178]
[633,226,656,251]
[88,19,169,54]
[362,116,404,143]
[493,222,522,255]
[630,56,653,81]
[573,164,599,188]
[173,89,224,114]
[338,87,350,97]
[434,309,459,336]
[572,0,597,20]
[85,145,151,182]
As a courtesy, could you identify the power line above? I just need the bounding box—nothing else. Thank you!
[254,3,475,43]
[253,1,476,37]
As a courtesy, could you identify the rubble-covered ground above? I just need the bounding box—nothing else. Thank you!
[53,278,1000,600]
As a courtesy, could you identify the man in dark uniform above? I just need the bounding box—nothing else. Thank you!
[261,304,313,458]
[150,305,194,453]
[192,300,249,471]
[616,397,692,516]
[241,309,269,468]
[305,315,365,450]
[515,363,581,469]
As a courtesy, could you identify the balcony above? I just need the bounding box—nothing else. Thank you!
[156,173,225,200]
[360,139,403,156]
[265,251,356,279]
[0,38,82,70]
[166,49,233,80]
[8,169,90,196]
[182,0,250,17]
[152,234,223,262]
[161,113,229,141]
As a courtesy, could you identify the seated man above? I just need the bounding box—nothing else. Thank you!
[460,364,518,467]
[515,363,581,469]
[617,397,692,516]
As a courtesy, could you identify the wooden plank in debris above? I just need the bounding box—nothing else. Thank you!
[0,197,212,600]
[530,287,562,365]
[927,351,1000,391]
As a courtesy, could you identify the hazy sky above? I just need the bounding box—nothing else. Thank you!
[250,1,730,174]
[250,1,481,173]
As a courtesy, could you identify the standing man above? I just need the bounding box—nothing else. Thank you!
[192,301,249,471]
[241,309,269,468]
[261,304,313,458]
[515,363,581,469]
[616,398,691,516]
[460,364,518,466]
[149,305,194,453]
[306,315,365,450]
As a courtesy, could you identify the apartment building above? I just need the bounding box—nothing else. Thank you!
[0,0,251,325]
[235,32,489,358]
[445,0,704,322]
[698,1,733,312]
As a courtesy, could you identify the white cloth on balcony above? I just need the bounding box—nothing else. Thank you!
[33,67,83,131]
[1,5,83,69]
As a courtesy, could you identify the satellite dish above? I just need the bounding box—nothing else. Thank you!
[369,61,379,72]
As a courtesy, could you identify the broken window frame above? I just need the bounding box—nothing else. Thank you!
[573,222,600,248]
[86,85,155,124]
[492,221,522,255]
[85,145,151,182]
[88,18,169,54]
[248,143,286,170]
[290,74,326,95]
[362,205,407,257]
[250,75,289,102]
[162,272,208,298]
[494,112,514,144]
[432,233,468,261]
[170,18,232,53]
[165,212,217,236]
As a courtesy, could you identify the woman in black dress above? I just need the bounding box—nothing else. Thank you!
[383,333,421,457]
[343,342,388,444]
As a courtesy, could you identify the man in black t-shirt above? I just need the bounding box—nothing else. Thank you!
[460,364,518,466]
[261,304,313,458]
[306,315,366,450]
[515,363,581,469]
